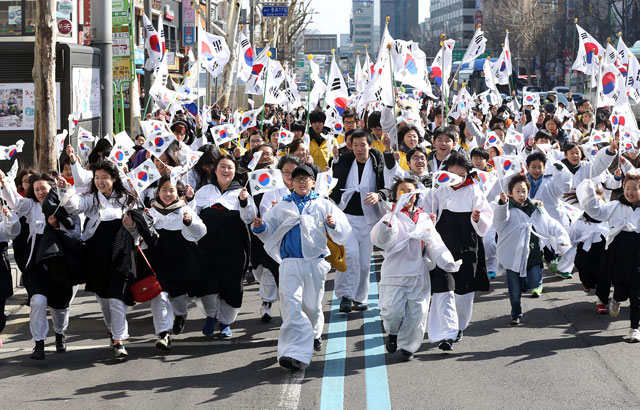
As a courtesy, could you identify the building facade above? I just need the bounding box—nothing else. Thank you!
[351,0,374,56]
[379,0,419,42]
[429,0,477,49]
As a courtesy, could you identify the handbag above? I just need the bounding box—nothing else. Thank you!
[326,234,347,272]
[130,246,162,303]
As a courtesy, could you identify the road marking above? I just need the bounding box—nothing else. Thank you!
[363,254,391,410]
[0,337,278,354]
[319,290,347,410]
[277,368,306,410]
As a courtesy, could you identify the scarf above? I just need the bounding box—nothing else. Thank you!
[283,190,319,213]
[561,158,581,175]
[527,173,544,198]
[151,199,186,215]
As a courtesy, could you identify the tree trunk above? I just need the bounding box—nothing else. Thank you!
[219,0,241,109]
[32,0,58,171]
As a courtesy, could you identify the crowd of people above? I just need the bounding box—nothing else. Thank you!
[0,87,639,372]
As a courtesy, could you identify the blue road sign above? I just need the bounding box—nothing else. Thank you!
[262,6,289,17]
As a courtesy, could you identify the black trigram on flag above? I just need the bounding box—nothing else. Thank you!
[374,88,383,101]
[211,39,223,54]
[475,34,484,45]
[580,32,587,40]
[331,78,341,91]
[241,39,250,48]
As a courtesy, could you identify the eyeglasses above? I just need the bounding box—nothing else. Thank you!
[410,156,427,162]
[344,120,356,125]
[293,176,313,182]
[282,171,293,176]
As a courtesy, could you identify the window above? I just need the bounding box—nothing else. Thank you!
[0,0,24,36]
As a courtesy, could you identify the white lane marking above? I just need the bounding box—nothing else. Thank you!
[277,368,306,410]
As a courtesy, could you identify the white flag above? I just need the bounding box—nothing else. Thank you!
[278,128,295,146]
[492,33,512,86]
[247,150,263,171]
[315,170,338,198]
[109,145,135,167]
[325,58,349,117]
[461,26,487,65]
[392,40,433,95]
[237,32,254,82]
[572,24,603,76]
[248,169,286,195]
[210,124,237,146]
[597,63,626,107]
[140,120,176,156]
[235,107,263,132]
[198,27,231,78]
[432,39,456,97]
[143,14,163,71]
[432,171,464,189]
[128,159,161,193]
[0,139,24,160]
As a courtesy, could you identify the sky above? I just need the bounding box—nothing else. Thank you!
[308,0,429,35]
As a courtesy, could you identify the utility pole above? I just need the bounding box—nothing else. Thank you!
[32,0,57,170]
[206,0,211,106]
[250,0,255,46]
[144,0,153,111]
[92,0,113,136]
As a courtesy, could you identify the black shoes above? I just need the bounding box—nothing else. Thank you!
[156,331,171,351]
[454,330,463,343]
[55,333,66,353]
[314,338,323,351]
[386,334,398,353]
[30,340,45,360]
[279,356,301,370]
[173,314,187,335]
[438,339,454,351]
[339,297,352,313]
[352,301,369,311]
[400,349,414,361]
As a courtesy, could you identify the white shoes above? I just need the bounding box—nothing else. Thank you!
[627,328,640,343]
[609,299,621,318]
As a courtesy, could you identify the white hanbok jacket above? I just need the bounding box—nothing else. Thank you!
[370,209,461,284]
[255,196,351,264]
[149,206,207,242]
[492,199,571,276]
[576,179,640,248]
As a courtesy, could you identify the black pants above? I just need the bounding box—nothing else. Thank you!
[613,279,640,330]
[0,297,6,333]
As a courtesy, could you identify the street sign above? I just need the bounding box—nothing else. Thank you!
[262,6,288,17]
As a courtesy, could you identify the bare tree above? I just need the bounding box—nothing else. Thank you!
[219,0,242,109]
[32,0,57,170]
[255,0,313,66]
[483,0,561,89]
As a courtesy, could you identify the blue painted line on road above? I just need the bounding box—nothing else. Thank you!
[363,253,391,410]
[320,289,347,410]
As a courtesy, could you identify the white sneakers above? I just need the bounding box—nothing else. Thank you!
[609,299,621,318]
[627,329,640,343]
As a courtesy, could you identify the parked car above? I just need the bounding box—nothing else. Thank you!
[522,85,544,93]
[297,83,308,92]
[552,86,570,95]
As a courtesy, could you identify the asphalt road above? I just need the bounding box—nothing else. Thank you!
[2,255,640,410]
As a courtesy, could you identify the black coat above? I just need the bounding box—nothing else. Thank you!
[329,149,390,206]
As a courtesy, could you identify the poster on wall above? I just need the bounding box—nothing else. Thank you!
[72,67,101,118]
[0,83,61,131]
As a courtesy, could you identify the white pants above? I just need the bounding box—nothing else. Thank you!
[200,294,240,325]
[277,258,329,365]
[558,246,576,274]
[379,274,431,353]
[29,294,69,342]
[335,215,375,304]
[171,294,189,317]
[96,296,129,341]
[483,227,498,273]
[427,291,458,342]
[455,292,475,332]
[254,265,279,303]
[150,291,174,335]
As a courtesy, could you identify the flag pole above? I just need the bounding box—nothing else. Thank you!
[259,47,272,131]
[440,34,448,119]
[386,42,398,151]
[232,25,243,112]
[305,54,312,139]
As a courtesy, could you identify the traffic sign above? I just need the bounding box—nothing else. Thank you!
[262,5,288,17]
